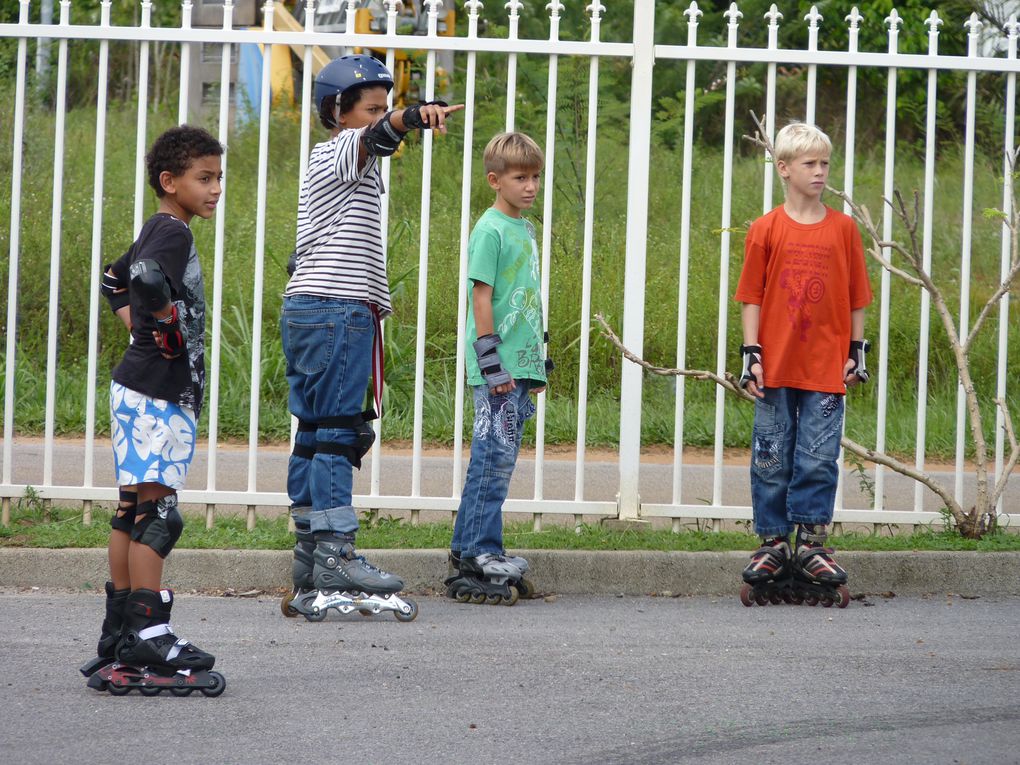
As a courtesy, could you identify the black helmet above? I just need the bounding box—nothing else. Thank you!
[314,54,394,116]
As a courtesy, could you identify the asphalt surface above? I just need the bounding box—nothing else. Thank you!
[1,589,1018,765]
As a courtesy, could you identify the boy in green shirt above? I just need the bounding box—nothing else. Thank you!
[445,132,551,606]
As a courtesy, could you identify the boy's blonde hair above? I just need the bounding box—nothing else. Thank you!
[773,122,832,164]
[483,132,544,175]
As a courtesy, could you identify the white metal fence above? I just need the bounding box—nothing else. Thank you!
[1,0,1018,531]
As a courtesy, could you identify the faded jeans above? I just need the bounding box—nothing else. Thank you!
[452,381,536,557]
[750,386,845,538]
[281,295,374,536]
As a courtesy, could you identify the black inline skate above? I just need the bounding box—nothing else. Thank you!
[79,581,130,678]
[445,552,524,606]
[283,534,418,622]
[790,524,850,607]
[280,527,316,618]
[739,536,795,607]
[86,588,226,696]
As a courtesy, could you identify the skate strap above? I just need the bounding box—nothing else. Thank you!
[166,638,192,662]
[137,623,174,641]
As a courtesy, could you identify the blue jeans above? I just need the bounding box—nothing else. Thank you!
[452,382,536,557]
[750,387,845,538]
[281,296,374,536]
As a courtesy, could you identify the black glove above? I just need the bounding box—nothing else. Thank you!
[154,304,188,359]
[848,339,871,383]
[401,100,449,131]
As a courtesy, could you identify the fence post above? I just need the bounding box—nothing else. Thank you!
[616,0,656,522]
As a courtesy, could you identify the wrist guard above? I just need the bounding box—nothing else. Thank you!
[129,259,171,313]
[848,339,871,383]
[401,101,449,131]
[362,112,406,158]
[473,334,512,391]
[154,304,188,359]
[739,344,762,389]
[100,263,130,312]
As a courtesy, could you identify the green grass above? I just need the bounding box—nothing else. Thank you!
[1,98,1017,458]
[2,506,1018,552]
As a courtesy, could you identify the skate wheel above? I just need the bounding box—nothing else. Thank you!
[200,672,226,698]
[517,578,535,599]
[455,589,471,603]
[836,585,850,609]
[303,608,327,623]
[394,599,418,623]
[170,686,193,697]
[739,583,754,607]
[790,591,804,605]
[804,594,819,606]
[107,682,132,696]
[485,593,502,605]
[754,592,768,606]
[140,684,162,696]
[821,595,834,608]
[768,592,783,605]
[500,586,519,607]
[281,593,299,618]
[470,592,487,605]
[780,589,794,604]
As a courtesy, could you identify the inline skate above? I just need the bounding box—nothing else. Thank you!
[444,552,525,606]
[280,527,316,617]
[86,588,226,696]
[283,535,418,622]
[79,580,130,678]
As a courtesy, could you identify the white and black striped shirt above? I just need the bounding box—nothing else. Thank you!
[285,128,392,317]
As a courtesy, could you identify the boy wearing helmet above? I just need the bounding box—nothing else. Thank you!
[281,55,462,620]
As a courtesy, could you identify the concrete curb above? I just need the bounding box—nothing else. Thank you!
[2,548,1018,597]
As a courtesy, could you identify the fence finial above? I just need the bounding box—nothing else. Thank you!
[764,4,782,26]
[505,0,524,19]
[964,12,982,37]
[724,2,742,25]
[465,0,483,17]
[844,6,862,30]
[546,0,564,19]
[804,5,822,27]
[684,2,702,23]
[1006,15,1019,40]
[924,10,942,33]
[884,8,901,31]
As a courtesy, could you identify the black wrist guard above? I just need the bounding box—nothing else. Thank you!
[401,101,449,131]
[100,263,130,312]
[848,339,871,383]
[473,333,512,391]
[362,112,406,157]
[739,344,762,389]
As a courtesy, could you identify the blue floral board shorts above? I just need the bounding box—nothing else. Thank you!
[110,382,197,489]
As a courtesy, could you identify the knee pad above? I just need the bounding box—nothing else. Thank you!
[131,495,184,558]
[110,488,138,533]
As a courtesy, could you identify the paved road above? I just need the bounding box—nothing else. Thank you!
[2,590,1018,765]
[5,437,1015,518]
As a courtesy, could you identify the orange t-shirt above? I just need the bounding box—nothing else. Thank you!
[734,205,873,394]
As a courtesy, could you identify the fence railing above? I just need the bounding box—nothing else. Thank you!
[1,0,1018,532]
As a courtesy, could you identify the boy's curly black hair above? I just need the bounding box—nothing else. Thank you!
[318,86,374,130]
[145,125,223,197]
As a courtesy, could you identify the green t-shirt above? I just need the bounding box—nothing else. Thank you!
[466,208,547,387]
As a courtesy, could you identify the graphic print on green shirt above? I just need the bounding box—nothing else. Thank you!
[465,208,547,387]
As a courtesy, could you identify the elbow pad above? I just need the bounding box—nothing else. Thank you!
[361,113,406,158]
[129,259,171,313]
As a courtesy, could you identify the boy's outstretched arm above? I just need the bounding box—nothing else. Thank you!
[358,103,466,166]
[740,302,765,399]
[472,281,515,395]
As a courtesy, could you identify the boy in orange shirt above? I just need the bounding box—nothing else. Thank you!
[733,122,872,606]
